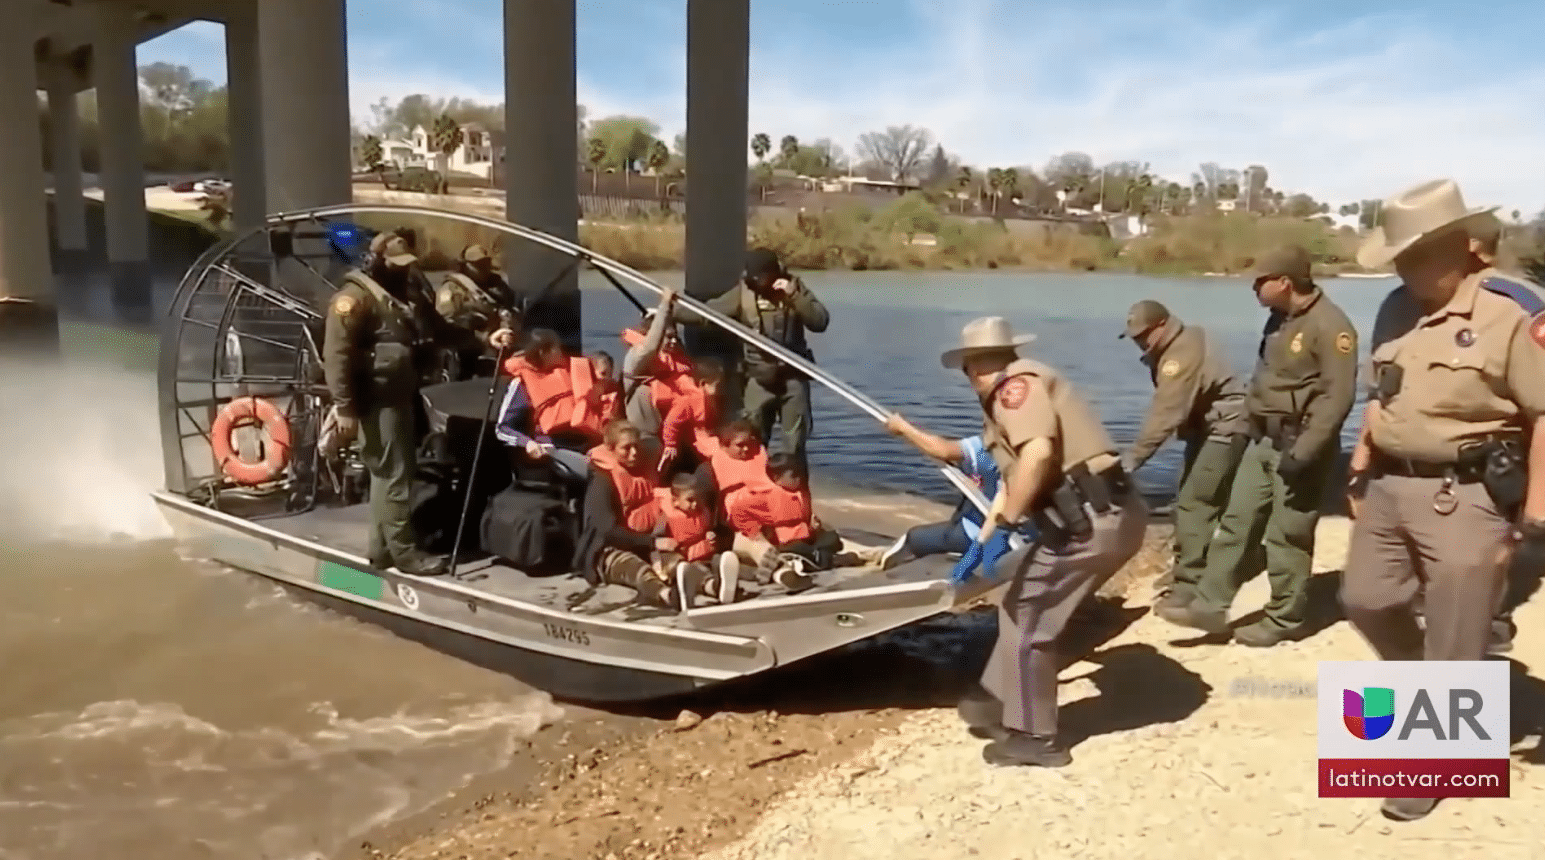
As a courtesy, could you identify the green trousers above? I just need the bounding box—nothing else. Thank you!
[1183,437,1333,629]
[742,376,812,476]
[358,394,419,565]
[1171,435,1248,588]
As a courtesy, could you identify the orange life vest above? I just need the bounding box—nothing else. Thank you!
[705,440,774,516]
[662,388,720,458]
[655,488,715,561]
[734,484,814,544]
[589,445,661,533]
[595,378,623,423]
[621,327,698,413]
[503,354,603,440]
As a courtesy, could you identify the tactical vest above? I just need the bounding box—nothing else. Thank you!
[343,270,434,388]
[655,488,715,561]
[738,287,807,384]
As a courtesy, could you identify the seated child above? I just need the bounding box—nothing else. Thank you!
[654,472,741,604]
[576,420,726,611]
[589,350,624,423]
[727,453,830,592]
[659,357,725,474]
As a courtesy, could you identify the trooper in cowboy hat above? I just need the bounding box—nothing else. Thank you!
[1340,178,1545,824]
[919,315,1147,769]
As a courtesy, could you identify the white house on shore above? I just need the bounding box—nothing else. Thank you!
[372,122,504,180]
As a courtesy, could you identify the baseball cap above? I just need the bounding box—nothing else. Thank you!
[462,244,490,263]
[376,235,417,268]
[1250,246,1313,282]
[745,248,784,280]
[1118,300,1171,340]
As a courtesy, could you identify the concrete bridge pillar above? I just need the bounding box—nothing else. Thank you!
[225,2,267,232]
[502,0,580,348]
[257,0,352,212]
[0,26,52,309]
[684,0,750,302]
[93,2,151,306]
[45,65,89,261]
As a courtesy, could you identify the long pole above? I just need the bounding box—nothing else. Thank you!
[450,342,511,578]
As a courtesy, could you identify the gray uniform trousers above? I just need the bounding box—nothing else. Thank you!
[1341,475,1510,662]
[981,492,1150,736]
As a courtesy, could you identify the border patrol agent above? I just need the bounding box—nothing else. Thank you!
[681,248,829,477]
[1117,300,1249,604]
[434,244,522,381]
[1159,247,1359,645]
[322,235,451,577]
[1341,179,1545,822]
[942,317,1148,768]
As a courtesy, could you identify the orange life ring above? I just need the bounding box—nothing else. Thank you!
[212,396,292,485]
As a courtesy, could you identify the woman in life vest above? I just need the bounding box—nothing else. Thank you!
[620,288,698,436]
[729,453,835,590]
[499,328,605,451]
[575,420,732,611]
[654,472,740,604]
[589,350,624,424]
[658,357,726,475]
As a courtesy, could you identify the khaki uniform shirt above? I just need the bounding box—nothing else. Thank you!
[1126,319,1249,469]
[1248,289,1360,461]
[1366,271,1545,461]
[981,358,1118,485]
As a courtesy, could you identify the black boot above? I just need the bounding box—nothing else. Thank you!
[983,730,1072,768]
[394,550,450,577]
[957,684,1006,741]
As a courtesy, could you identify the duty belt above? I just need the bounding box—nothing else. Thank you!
[1249,414,1301,448]
[1030,461,1132,542]
[1368,448,1485,483]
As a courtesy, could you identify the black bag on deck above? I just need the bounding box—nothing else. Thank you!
[480,487,573,574]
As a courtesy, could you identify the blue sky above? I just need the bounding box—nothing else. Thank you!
[145,0,1545,214]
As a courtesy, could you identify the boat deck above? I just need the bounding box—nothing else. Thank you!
[263,503,938,629]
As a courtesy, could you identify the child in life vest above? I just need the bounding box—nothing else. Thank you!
[589,350,624,423]
[651,472,740,604]
[730,453,841,580]
[659,357,725,474]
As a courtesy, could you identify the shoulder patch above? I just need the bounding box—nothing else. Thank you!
[1160,359,1181,377]
[332,293,357,316]
[1482,277,1545,316]
[1529,313,1545,350]
[1334,331,1354,354]
[997,377,1030,409]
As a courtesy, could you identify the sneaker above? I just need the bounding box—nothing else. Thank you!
[673,562,708,612]
[710,554,741,603]
[773,561,815,593]
[877,536,909,571]
[754,550,780,585]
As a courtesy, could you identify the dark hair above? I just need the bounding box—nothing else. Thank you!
[589,350,614,367]
[669,472,701,496]
[1287,274,1316,294]
[527,328,561,353]
[721,418,760,442]
[692,356,725,384]
[767,452,802,481]
[392,226,419,250]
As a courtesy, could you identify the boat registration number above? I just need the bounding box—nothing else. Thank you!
[543,622,591,646]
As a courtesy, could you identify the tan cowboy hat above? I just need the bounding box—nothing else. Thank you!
[1356,179,1498,268]
[940,316,1035,369]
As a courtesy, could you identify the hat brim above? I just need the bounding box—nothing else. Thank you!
[384,252,417,267]
[940,334,1036,369]
[1355,206,1498,269]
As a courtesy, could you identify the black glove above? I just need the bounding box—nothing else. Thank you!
[1277,454,1309,479]
[1512,520,1545,572]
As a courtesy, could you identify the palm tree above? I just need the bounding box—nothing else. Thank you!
[646,138,670,196]
[954,166,974,213]
[359,135,385,183]
[986,168,1003,215]
[1001,168,1020,211]
[428,113,463,194]
[750,132,771,163]
[586,136,606,193]
[779,134,799,167]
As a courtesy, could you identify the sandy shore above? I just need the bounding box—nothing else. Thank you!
[368,514,1545,860]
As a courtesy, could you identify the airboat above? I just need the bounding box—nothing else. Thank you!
[152,204,1005,702]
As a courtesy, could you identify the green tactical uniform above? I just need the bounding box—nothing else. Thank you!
[1119,301,1249,594]
[322,242,448,575]
[685,252,829,475]
[433,263,519,382]
[1186,272,1359,641]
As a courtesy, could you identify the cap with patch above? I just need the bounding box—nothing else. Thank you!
[1250,246,1313,282]
[745,248,784,280]
[462,244,490,263]
[1119,299,1171,340]
[377,235,417,268]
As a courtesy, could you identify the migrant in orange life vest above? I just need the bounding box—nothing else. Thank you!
[703,426,775,518]
[620,325,699,416]
[502,350,604,442]
[730,483,815,544]
[588,351,625,423]
[660,381,722,459]
[654,487,716,561]
[588,444,662,533]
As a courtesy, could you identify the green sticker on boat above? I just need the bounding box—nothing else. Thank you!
[317,561,383,600]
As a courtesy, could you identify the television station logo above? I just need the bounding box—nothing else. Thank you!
[1318,661,1510,799]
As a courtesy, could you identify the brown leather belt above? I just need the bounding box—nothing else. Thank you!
[1369,448,1483,482]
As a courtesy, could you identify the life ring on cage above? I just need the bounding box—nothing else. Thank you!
[211,396,292,485]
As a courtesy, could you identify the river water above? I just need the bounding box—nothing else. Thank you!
[0,268,1393,859]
